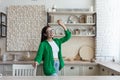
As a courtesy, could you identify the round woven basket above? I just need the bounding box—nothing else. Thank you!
[79,45,94,61]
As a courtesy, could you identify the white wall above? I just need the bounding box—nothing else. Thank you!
[96,0,120,62]
[0,0,45,13]
[47,0,94,9]
[0,0,94,13]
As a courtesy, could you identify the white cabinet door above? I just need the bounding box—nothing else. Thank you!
[3,64,12,76]
[108,69,119,76]
[79,65,84,75]
[83,65,99,75]
[58,68,64,76]
[0,65,4,75]
[100,65,120,76]
[36,65,44,76]
[100,66,109,75]
[63,64,80,76]
[0,64,12,76]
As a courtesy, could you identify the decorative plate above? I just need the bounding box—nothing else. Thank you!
[67,15,79,23]
[79,46,94,61]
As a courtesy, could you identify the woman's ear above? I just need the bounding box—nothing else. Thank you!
[44,33,47,36]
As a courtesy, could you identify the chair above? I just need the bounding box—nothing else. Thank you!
[12,64,37,76]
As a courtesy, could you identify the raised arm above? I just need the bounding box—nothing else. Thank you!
[57,20,67,31]
[57,20,71,43]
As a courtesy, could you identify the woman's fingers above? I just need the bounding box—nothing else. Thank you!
[57,20,64,26]
[32,62,38,68]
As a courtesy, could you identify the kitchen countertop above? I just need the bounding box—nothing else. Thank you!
[0,76,120,80]
[0,61,34,64]
[0,61,97,65]
[64,61,98,65]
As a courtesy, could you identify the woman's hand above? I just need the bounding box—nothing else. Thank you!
[32,61,38,68]
[57,20,64,26]
[57,20,67,30]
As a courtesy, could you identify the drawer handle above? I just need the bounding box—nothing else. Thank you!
[111,73,114,76]
[89,67,93,70]
[70,67,74,69]
[102,69,104,71]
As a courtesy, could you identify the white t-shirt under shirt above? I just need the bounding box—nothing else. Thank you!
[48,41,59,59]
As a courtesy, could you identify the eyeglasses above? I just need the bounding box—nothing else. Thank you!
[46,29,55,34]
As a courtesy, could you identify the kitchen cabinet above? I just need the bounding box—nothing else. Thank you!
[3,64,12,76]
[0,12,7,37]
[0,64,65,76]
[108,69,120,76]
[0,62,120,76]
[47,10,96,37]
[99,65,120,76]
[83,65,99,75]
[100,65,109,75]
[63,64,80,76]
[0,65,4,75]
[36,65,44,76]
[0,64,12,76]
[0,63,99,76]
[79,65,84,75]
[0,64,44,76]
[36,64,100,76]
[63,64,99,76]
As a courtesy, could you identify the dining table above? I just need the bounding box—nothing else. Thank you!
[0,76,120,80]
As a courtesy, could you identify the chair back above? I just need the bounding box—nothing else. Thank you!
[13,64,37,76]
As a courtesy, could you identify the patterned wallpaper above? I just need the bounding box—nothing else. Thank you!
[7,5,46,51]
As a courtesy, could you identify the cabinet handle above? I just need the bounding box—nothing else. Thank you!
[111,73,114,76]
[102,69,104,71]
[89,67,93,70]
[70,66,74,69]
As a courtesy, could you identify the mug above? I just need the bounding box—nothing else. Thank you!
[0,73,2,78]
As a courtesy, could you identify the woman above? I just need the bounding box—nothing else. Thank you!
[33,20,71,76]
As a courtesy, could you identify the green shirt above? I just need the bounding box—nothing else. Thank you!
[34,29,71,75]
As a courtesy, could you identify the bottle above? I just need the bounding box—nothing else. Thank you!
[27,52,30,58]
[89,6,93,12]
[2,54,7,61]
[112,56,115,62]
[47,8,52,12]
[13,54,17,61]
[52,5,56,12]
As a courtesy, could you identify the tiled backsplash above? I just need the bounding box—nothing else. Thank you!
[96,0,120,62]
